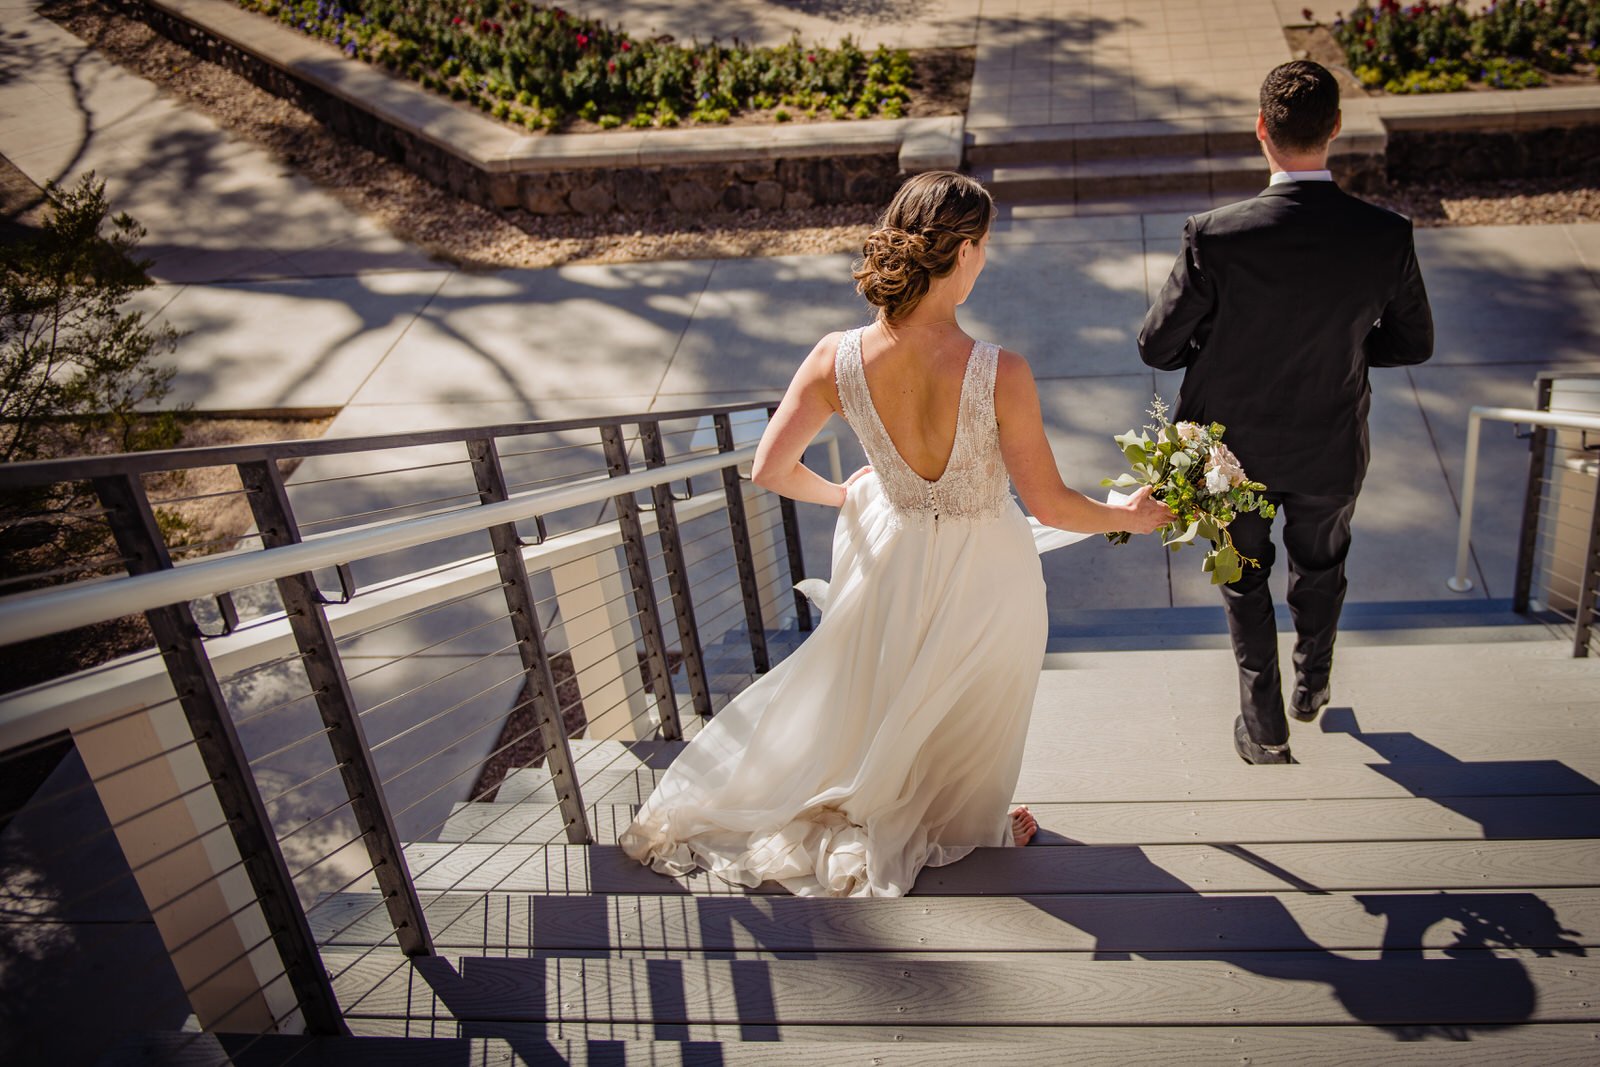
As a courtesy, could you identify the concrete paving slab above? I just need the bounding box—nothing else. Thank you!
[964,238,1151,378]
[655,254,870,398]
[148,270,452,410]
[1416,225,1600,366]
[355,262,713,407]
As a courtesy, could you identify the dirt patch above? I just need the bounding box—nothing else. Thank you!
[1368,174,1600,227]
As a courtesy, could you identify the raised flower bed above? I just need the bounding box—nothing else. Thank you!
[1326,0,1600,93]
[235,0,925,130]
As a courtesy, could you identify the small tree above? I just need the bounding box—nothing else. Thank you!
[1,173,189,614]
[1,171,184,464]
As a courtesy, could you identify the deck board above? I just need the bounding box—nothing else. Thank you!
[107,1026,1600,1067]
[430,795,1600,846]
[312,887,1600,954]
[325,950,1600,1027]
[400,839,1600,895]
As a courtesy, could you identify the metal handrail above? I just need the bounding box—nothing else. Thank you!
[1449,404,1600,593]
[0,400,777,488]
[0,434,842,648]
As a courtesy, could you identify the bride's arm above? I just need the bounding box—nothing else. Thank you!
[996,349,1170,535]
[752,333,857,507]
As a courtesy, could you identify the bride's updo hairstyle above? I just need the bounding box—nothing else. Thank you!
[853,171,994,323]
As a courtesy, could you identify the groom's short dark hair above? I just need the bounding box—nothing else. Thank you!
[1259,60,1340,152]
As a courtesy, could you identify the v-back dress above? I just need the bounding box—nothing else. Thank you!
[618,327,1049,897]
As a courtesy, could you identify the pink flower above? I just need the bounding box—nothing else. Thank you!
[607,59,617,72]
[576,32,589,47]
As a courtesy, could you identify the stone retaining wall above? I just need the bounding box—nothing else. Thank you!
[1385,123,1600,183]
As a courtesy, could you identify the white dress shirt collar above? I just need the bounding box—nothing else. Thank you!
[1269,169,1334,185]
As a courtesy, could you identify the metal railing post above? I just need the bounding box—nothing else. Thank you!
[93,473,345,1035]
[1572,474,1600,658]
[238,460,436,953]
[767,405,813,632]
[463,438,590,843]
[1513,377,1555,613]
[714,414,770,673]
[600,426,682,739]
[639,421,712,718]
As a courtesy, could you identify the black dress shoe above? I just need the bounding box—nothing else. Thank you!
[1290,686,1331,723]
[1234,715,1295,765]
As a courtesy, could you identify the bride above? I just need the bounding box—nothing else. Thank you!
[618,171,1170,897]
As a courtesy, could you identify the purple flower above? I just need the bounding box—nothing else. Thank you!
[345,41,357,55]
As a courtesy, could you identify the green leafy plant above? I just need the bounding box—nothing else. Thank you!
[1328,0,1600,93]
[1101,397,1276,586]
[237,1,919,129]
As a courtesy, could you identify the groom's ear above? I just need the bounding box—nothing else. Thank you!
[1254,111,1268,143]
[1329,109,1343,144]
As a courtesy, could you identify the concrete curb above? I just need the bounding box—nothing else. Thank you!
[145,0,964,178]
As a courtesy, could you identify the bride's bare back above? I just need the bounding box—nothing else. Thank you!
[852,322,977,483]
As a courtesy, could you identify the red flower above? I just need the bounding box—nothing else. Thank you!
[576,32,589,47]
[451,15,462,25]
[607,59,617,72]
[554,7,566,18]
[1365,36,1376,47]
[806,52,817,63]
[620,40,631,51]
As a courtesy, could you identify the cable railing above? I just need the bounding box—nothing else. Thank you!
[1448,371,1600,656]
[0,401,839,1048]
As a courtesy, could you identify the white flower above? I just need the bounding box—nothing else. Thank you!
[1205,443,1247,493]
[1176,421,1207,445]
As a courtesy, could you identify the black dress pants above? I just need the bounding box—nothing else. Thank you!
[1220,490,1357,747]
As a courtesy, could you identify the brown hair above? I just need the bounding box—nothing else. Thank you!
[853,171,994,323]
[1259,60,1340,153]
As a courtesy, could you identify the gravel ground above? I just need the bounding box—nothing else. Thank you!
[35,0,1600,275]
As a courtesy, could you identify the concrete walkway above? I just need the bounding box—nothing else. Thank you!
[2,0,1599,620]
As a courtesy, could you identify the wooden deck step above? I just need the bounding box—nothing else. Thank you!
[325,950,1600,1028]
[102,1026,1600,1066]
[399,839,1600,895]
[311,886,1600,954]
[432,794,1600,847]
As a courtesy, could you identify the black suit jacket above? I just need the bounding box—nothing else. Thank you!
[1138,181,1434,497]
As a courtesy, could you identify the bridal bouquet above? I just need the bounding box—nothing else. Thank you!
[1102,398,1275,585]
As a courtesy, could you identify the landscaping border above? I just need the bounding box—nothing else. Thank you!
[127,0,963,216]
[116,0,1600,213]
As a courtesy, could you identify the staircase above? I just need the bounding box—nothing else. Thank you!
[108,622,1600,1064]
[969,113,1388,214]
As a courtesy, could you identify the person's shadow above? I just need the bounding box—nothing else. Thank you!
[1023,707,1589,1038]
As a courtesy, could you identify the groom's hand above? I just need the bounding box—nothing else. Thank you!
[1122,485,1175,535]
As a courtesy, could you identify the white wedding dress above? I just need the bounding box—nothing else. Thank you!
[618,327,1052,897]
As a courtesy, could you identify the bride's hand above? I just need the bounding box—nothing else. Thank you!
[1121,485,1174,535]
[836,465,874,505]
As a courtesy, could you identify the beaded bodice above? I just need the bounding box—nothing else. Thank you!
[835,327,1010,523]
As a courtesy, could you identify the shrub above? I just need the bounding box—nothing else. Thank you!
[1330,0,1600,92]
[237,1,918,127]
[1,173,184,465]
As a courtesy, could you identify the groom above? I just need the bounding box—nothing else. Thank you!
[1138,60,1434,765]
